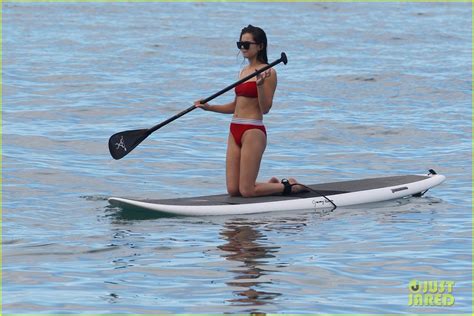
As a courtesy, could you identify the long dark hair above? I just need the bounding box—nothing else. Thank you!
[240,25,268,64]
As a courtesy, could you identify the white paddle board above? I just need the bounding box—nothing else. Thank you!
[108,171,445,216]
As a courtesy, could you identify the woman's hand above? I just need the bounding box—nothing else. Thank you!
[256,69,272,86]
[194,100,210,111]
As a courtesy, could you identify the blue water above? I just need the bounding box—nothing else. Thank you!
[3,1,472,313]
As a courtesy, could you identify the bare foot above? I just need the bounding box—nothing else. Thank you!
[268,177,279,183]
[288,178,307,193]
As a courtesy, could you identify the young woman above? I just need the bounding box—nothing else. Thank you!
[195,25,304,197]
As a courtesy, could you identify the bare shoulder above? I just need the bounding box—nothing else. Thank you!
[260,65,277,78]
[267,67,277,80]
[270,67,277,76]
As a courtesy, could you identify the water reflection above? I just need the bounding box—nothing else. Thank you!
[218,221,282,307]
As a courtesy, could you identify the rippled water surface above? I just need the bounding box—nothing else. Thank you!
[3,2,472,314]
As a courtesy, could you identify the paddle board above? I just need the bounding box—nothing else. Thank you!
[108,170,445,216]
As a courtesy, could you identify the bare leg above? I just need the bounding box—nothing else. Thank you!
[254,176,279,187]
[226,129,305,197]
[226,133,241,196]
[238,130,285,197]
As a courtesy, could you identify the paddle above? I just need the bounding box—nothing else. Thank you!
[108,52,288,160]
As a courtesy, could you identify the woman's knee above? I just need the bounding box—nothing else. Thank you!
[239,185,256,198]
[227,185,241,197]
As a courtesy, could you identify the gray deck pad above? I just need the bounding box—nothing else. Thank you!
[138,175,428,206]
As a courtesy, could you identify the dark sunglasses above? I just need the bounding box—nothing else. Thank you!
[236,41,257,50]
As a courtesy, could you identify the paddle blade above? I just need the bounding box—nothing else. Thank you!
[108,128,150,160]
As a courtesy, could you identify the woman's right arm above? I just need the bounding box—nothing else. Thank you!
[195,98,236,114]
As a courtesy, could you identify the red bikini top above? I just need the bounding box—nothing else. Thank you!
[235,81,258,98]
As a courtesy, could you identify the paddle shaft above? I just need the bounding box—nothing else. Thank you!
[148,53,287,134]
[109,53,287,159]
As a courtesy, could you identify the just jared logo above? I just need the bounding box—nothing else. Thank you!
[408,279,455,307]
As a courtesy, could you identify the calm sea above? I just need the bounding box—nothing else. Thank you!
[3,1,472,314]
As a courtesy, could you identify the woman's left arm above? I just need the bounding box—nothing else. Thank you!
[256,68,277,114]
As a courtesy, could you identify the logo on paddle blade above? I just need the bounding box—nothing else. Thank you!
[115,136,127,152]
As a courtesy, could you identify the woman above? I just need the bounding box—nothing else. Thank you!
[195,25,304,197]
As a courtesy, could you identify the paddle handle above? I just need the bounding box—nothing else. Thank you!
[149,52,288,134]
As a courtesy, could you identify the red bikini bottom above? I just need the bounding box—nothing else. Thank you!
[230,122,267,147]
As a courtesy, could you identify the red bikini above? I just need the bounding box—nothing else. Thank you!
[230,120,266,147]
[230,81,266,147]
[234,81,259,98]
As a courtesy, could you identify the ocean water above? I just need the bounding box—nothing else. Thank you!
[2,1,472,314]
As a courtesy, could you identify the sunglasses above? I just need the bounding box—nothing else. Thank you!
[236,41,258,50]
